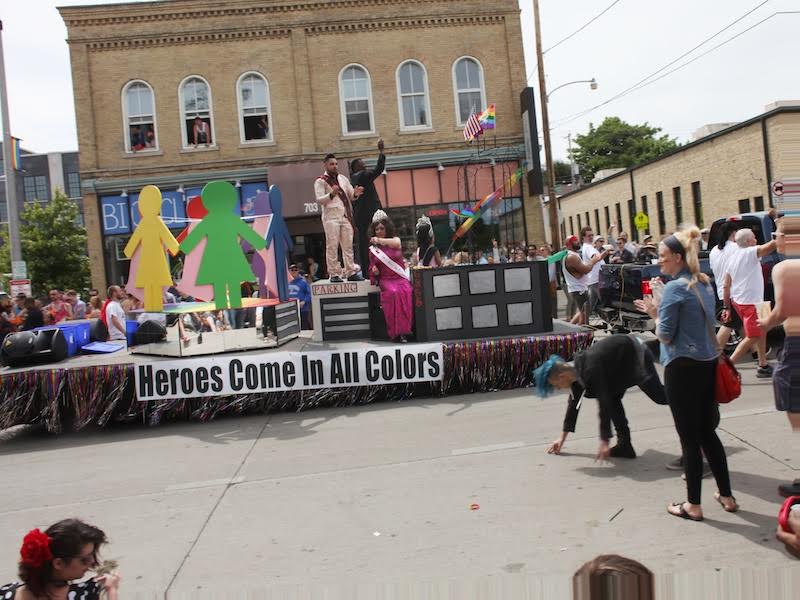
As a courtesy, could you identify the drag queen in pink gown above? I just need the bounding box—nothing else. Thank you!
[368,211,413,342]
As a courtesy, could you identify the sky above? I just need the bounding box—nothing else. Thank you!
[0,0,797,160]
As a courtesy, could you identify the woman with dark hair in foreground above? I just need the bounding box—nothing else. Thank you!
[1,519,120,599]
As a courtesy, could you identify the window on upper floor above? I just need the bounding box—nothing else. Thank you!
[237,72,272,143]
[452,57,486,126]
[123,81,158,153]
[339,64,374,135]
[66,172,81,199]
[23,175,49,203]
[397,60,432,131]
[180,76,215,148]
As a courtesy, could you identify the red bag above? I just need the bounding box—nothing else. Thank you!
[692,285,742,404]
[714,354,741,404]
[779,496,800,533]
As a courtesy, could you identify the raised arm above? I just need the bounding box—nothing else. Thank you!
[565,251,605,276]
[757,239,778,258]
[366,152,386,182]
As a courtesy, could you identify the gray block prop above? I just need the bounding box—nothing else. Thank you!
[412,262,552,342]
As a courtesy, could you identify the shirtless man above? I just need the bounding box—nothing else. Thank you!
[757,215,800,497]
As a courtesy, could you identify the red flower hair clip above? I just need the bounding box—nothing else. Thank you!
[20,529,53,568]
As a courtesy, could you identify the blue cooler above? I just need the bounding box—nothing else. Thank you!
[126,320,139,346]
[64,321,91,349]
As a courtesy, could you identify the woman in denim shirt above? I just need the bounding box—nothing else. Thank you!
[636,225,738,521]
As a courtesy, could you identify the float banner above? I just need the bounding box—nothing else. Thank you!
[135,344,444,401]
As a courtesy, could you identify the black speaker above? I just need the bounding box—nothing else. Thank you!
[89,318,108,342]
[368,292,390,341]
[1,329,69,367]
[132,320,167,345]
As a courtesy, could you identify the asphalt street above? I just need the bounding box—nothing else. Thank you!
[0,347,798,598]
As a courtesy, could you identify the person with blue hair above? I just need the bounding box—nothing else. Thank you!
[534,334,667,461]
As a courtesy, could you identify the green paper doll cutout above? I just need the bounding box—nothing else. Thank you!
[123,185,180,312]
[180,181,267,309]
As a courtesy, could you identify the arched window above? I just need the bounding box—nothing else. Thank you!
[179,76,215,148]
[122,81,157,153]
[237,72,272,143]
[339,64,374,135]
[396,60,432,131]
[452,57,486,125]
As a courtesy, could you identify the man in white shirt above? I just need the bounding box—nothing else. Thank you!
[722,228,777,376]
[105,285,127,342]
[709,223,738,347]
[565,234,607,325]
[700,228,710,251]
[580,226,602,319]
[619,231,638,257]
[314,153,365,283]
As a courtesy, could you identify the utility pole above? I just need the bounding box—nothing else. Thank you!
[566,133,577,187]
[0,20,22,262]
[532,0,560,248]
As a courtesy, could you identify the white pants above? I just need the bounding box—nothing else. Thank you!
[323,215,358,278]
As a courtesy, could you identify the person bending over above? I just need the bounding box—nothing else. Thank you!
[534,334,667,461]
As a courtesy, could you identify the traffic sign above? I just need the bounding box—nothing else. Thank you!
[11,260,26,279]
[9,279,31,298]
[772,181,784,197]
[634,211,649,231]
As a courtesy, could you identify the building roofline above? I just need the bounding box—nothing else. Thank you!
[558,105,800,200]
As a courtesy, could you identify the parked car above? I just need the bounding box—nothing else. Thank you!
[596,211,783,350]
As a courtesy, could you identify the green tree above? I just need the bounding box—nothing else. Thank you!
[553,160,573,184]
[572,117,680,182]
[0,225,10,293]
[20,190,90,296]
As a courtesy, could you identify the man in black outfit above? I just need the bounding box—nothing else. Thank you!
[535,335,667,460]
[350,138,386,274]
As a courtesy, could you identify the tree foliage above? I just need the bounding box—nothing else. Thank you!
[571,117,680,182]
[20,190,91,296]
[0,225,10,293]
[553,160,573,184]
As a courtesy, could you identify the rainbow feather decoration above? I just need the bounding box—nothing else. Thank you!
[451,166,525,241]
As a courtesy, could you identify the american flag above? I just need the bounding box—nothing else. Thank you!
[463,113,483,142]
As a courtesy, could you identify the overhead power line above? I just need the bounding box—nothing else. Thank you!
[624,11,800,98]
[550,0,779,129]
[544,0,625,54]
[525,0,625,84]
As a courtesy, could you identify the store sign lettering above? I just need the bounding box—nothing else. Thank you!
[101,196,131,235]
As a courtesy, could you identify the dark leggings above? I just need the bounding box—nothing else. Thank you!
[665,357,732,505]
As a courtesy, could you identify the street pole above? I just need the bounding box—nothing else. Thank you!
[0,20,22,262]
[567,133,576,187]
[532,0,560,248]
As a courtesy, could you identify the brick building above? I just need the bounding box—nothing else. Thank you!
[59,0,543,290]
[0,145,83,225]
[558,103,800,242]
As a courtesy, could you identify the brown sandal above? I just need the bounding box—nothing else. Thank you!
[668,502,704,522]
[714,492,739,513]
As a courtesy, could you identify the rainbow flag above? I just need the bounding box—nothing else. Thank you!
[452,166,524,241]
[478,104,495,130]
[10,137,21,170]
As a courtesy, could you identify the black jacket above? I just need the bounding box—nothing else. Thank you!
[562,334,654,440]
[350,153,386,223]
